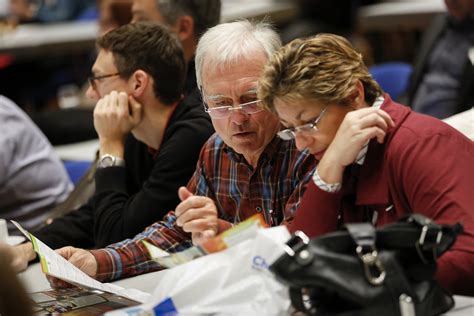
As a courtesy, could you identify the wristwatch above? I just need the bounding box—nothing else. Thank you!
[97,154,125,169]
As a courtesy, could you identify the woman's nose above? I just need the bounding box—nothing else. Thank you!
[295,133,312,151]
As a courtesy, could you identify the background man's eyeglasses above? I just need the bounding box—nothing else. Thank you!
[277,106,328,140]
[204,99,264,119]
[88,73,121,90]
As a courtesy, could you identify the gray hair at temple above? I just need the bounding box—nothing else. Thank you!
[195,19,282,91]
[156,0,221,37]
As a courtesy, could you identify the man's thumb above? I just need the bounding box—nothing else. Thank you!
[178,186,193,201]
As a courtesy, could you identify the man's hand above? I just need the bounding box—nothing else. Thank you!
[318,107,395,184]
[175,187,218,246]
[0,242,36,273]
[46,247,97,289]
[56,246,97,277]
[94,91,142,156]
[47,246,98,288]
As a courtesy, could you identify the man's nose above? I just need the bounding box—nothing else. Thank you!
[85,85,99,101]
[229,107,250,125]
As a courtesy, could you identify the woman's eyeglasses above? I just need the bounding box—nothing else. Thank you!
[277,106,328,140]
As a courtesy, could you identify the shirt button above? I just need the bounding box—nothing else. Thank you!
[255,206,262,213]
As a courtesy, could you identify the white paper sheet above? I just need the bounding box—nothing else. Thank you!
[11,220,149,303]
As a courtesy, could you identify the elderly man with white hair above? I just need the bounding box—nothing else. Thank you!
[49,20,317,283]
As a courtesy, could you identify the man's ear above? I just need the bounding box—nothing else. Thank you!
[130,70,149,98]
[173,15,195,41]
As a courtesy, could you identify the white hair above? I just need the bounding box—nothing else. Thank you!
[195,19,281,91]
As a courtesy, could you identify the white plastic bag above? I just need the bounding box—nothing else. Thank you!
[107,226,291,315]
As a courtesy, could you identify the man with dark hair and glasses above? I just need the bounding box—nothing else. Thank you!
[6,22,214,272]
[45,20,316,283]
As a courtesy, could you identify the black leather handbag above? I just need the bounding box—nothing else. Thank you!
[270,214,463,316]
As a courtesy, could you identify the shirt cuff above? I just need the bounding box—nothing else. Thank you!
[312,168,342,193]
[90,249,117,282]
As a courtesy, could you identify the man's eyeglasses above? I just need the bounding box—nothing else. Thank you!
[277,106,328,140]
[203,95,264,119]
[88,72,121,90]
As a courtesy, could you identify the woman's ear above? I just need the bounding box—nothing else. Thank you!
[352,80,366,109]
[173,15,195,41]
[130,70,149,98]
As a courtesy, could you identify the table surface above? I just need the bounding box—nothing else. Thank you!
[18,263,474,314]
[359,0,445,31]
[442,108,474,141]
[54,138,99,161]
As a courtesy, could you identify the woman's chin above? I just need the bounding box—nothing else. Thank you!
[312,150,326,161]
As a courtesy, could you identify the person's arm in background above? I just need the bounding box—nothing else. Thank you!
[390,128,474,296]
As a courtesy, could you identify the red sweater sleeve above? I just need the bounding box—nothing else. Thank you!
[391,128,474,296]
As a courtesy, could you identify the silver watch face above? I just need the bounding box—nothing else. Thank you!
[99,155,115,168]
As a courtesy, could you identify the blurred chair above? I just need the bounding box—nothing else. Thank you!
[63,160,93,185]
[369,62,413,101]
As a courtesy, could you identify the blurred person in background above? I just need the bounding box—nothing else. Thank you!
[0,95,72,232]
[9,0,96,24]
[1,1,98,132]
[0,244,33,316]
[131,0,221,97]
[98,0,132,36]
[406,0,474,119]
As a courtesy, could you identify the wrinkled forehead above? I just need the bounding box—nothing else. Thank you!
[201,53,268,97]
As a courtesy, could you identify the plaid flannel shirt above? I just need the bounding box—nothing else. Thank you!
[91,134,317,281]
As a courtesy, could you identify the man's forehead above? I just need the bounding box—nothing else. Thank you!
[206,87,257,99]
[92,50,117,73]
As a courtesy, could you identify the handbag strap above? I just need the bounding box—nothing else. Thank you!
[289,287,313,314]
[405,214,462,264]
[345,223,387,286]
[345,223,376,250]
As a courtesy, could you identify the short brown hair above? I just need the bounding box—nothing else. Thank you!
[97,21,186,105]
[258,33,382,111]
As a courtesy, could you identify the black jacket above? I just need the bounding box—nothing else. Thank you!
[34,88,214,249]
[406,14,474,115]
